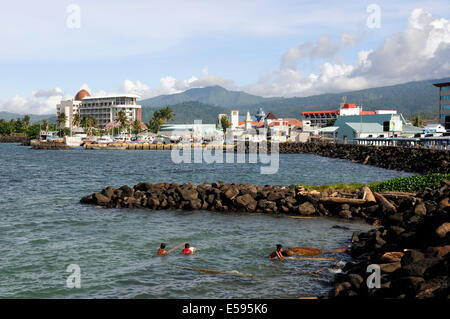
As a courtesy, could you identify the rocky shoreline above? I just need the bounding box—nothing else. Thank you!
[80,180,449,299]
[278,142,450,174]
[80,182,386,223]
[0,136,27,143]
[330,179,449,299]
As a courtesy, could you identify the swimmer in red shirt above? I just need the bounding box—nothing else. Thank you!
[182,243,197,255]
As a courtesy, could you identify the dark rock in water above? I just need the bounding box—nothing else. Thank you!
[297,201,316,215]
[400,257,444,277]
[189,198,202,210]
[332,225,350,230]
[392,276,425,296]
[338,210,352,219]
[179,189,198,201]
[414,202,427,216]
[235,194,257,212]
[223,186,239,200]
[401,250,425,266]
[119,185,133,197]
[348,274,364,290]
[435,222,450,238]
[351,232,359,243]
[379,262,401,273]
[93,193,110,206]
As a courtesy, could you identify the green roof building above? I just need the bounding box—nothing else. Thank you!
[320,113,423,142]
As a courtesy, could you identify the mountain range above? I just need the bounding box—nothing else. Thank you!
[0,112,56,123]
[140,77,449,123]
[1,77,448,125]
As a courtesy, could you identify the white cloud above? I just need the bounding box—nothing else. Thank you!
[0,89,69,115]
[248,8,450,97]
[120,67,235,99]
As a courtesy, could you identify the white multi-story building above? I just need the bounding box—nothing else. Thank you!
[56,89,90,128]
[79,94,142,128]
[57,89,143,129]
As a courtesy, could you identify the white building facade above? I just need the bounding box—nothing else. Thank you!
[79,94,142,128]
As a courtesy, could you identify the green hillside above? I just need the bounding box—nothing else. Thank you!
[141,101,229,124]
[0,112,56,123]
[249,78,448,119]
[140,85,278,109]
[140,77,449,120]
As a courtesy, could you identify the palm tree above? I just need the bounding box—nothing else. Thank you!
[23,115,30,129]
[117,110,128,133]
[81,116,97,136]
[57,113,66,129]
[220,115,230,133]
[159,106,174,122]
[43,120,48,131]
[72,113,81,128]
[412,115,424,128]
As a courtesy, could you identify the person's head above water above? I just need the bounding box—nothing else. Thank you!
[185,243,190,248]
[276,244,283,251]
[160,243,166,249]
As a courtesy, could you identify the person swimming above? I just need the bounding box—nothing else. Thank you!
[182,243,197,255]
[269,244,284,260]
[157,243,168,256]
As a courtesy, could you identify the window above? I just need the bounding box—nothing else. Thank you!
[441,95,450,100]
[441,105,450,110]
[442,86,450,91]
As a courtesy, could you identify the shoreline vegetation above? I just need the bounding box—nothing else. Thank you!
[80,174,449,299]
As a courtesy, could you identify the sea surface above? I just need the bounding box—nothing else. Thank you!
[0,143,413,298]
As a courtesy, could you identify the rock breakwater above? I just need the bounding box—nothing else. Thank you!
[330,179,450,299]
[279,142,450,174]
[80,182,387,223]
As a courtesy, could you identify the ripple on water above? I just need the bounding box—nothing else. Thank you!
[0,144,406,298]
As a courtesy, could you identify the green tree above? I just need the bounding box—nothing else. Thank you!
[147,107,174,133]
[81,116,97,136]
[159,106,174,122]
[23,115,30,129]
[72,113,81,128]
[325,118,336,127]
[57,113,66,129]
[412,115,424,128]
[132,120,143,134]
[220,115,230,133]
[117,110,128,133]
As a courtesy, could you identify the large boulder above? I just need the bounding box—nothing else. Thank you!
[179,189,198,201]
[297,202,316,215]
[235,194,257,212]
[435,222,450,239]
[93,193,110,206]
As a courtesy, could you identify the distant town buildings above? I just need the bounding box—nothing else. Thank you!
[301,103,397,131]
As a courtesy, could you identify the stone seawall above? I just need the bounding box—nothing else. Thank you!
[30,139,72,150]
[279,142,450,174]
[80,180,449,299]
[0,136,27,143]
[80,182,382,223]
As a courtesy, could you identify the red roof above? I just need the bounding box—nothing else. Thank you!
[342,103,356,109]
[266,112,277,119]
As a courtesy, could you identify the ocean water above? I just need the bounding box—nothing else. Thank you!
[0,143,412,298]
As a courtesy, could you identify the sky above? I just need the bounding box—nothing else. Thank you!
[0,0,450,114]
